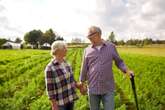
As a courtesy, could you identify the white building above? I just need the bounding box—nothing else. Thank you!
[42,43,51,47]
[2,41,21,49]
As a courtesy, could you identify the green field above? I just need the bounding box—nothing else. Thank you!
[0,47,165,110]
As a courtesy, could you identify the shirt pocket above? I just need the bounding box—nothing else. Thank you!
[86,54,98,65]
[100,52,112,65]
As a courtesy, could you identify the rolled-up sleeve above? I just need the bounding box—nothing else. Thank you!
[45,66,57,100]
[112,45,127,73]
[80,49,88,82]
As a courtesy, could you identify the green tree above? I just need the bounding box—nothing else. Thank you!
[143,38,152,45]
[117,40,125,45]
[55,36,64,41]
[71,37,82,43]
[0,38,7,48]
[24,30,43,48]
[15,37,22,43]
[108,31,116,43]
[42,29,56,45]
[126,39,134,45]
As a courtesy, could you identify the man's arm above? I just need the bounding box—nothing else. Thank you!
[112,44,127,73]
[79,49,88,95]
[112,44,134,77]
[79,49,88,82]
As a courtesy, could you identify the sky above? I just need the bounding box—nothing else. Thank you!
[0,0,165,42]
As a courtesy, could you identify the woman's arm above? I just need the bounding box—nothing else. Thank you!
[45,65,58,110]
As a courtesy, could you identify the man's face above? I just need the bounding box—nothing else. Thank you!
[87,29,100,44]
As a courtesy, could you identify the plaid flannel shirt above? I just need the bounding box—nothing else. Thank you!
[45,58,78,106]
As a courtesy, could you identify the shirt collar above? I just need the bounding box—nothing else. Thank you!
[52,58,66,65]
[90,40,108,48]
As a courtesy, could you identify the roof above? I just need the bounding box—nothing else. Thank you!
[2,41,21,46]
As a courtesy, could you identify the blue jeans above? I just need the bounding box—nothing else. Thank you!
[58,102,74,110]
[89,92,114,110]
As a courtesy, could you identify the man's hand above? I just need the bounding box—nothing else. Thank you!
[51,100,58,110]
[126,70,134,78]
[75,82,82,89]
[76,82,87,95]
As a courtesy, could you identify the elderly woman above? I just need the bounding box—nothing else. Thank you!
[44,41,79,110]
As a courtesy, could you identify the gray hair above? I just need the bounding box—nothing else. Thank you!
[89,26,102,35]
[51,41,67,56]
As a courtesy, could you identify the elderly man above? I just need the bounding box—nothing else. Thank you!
[79,26,134,110]
[44,41,79,110]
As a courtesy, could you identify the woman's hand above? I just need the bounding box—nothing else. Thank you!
[75,82,82,89]
[76,82,87,95]
[51,100,58,110]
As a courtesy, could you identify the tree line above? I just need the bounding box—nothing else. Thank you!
[0,30,165,49]
[0,28,64,49]
[108,31,165,46]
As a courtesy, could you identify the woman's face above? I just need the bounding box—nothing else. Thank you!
[56,46,67,57]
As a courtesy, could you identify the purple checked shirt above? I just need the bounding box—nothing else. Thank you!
[80,41,127,94]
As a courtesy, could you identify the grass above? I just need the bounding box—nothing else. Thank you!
[117,47,165,56]
[0,47,164,110]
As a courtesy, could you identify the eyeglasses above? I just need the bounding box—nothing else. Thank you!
[87,32,98,38]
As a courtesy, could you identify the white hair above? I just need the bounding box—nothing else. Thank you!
[89,26,102,35]
[51,41,67,56]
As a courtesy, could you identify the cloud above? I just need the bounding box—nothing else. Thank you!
[0,15,23,39]
[0,18,24,40]
[0,0,165,41]
[0,16,8,25]
[82,0,165,40]
[0,5,5,12]
[0,1,23,40]
[140,0,165,32]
